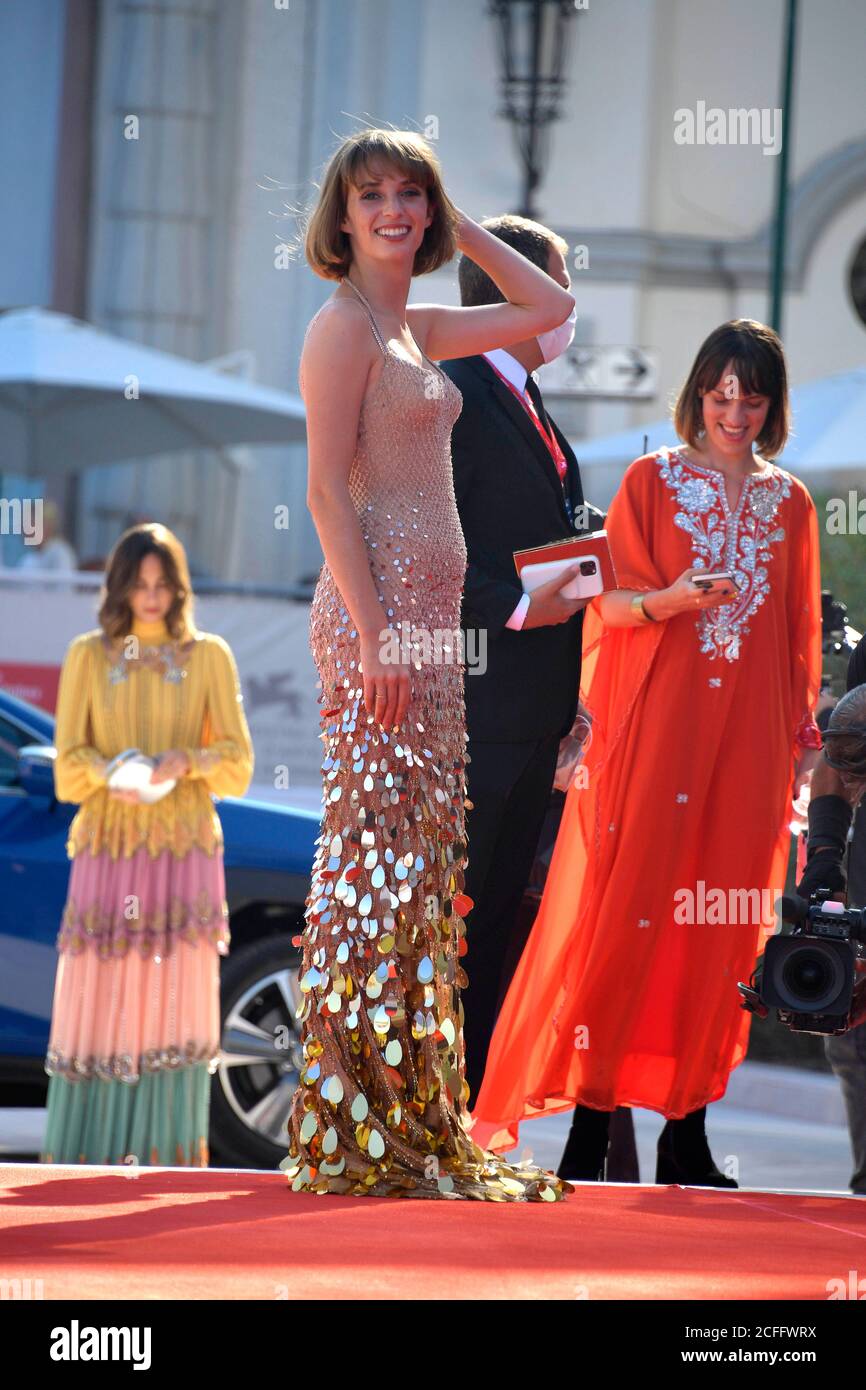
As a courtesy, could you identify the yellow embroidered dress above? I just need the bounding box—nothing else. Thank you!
[41,616,254,1166]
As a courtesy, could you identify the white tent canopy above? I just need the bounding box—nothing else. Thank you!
[0,307,307,477]
[574,366,866,507]
[776,366,866,471]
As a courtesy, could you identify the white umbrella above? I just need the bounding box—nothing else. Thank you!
[775,367,866,472]
[575,418,675,469]
[574,367,866,476]
[0,307,307,476]
[571,419,677,509]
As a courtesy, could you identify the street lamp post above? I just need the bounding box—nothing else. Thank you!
[769,0,799,336]
[489,0,578,219]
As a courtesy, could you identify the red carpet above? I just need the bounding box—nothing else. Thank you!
[2,1163,865,1300]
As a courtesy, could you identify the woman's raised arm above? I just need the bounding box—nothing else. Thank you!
[408,211,575,361]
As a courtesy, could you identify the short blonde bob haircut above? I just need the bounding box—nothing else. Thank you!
[304,127,460,281]
[674,319,790,459]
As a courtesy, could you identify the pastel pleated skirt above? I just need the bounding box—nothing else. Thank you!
[41,842,228,1166]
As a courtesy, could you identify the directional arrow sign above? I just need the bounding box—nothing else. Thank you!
[539,345,659,399]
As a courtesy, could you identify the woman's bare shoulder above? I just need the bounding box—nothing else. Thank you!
[303,297,374,353]
[300,297,378,394]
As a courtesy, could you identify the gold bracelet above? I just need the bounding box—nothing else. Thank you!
[631,592,656,624]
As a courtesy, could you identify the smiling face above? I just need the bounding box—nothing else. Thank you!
[339,161,434,269]
[128,552,174,625]
[699,358,772,458]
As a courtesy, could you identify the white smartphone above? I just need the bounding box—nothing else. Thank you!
[520,555,604,601]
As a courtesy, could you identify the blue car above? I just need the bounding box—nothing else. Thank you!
[0,687,319,1168]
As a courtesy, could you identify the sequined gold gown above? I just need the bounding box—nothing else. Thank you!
[282,278,569,1200]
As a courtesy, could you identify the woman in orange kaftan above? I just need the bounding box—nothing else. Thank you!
[469,320,822,1185]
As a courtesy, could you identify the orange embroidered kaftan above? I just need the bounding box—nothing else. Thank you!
[470,447,822,1150]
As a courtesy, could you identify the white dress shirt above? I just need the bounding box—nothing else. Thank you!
[481,349,535,631]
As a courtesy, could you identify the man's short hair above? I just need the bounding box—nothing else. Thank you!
[458,214,569,307]
[824,684,866,795]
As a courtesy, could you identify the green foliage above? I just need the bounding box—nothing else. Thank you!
[816,489,866,635]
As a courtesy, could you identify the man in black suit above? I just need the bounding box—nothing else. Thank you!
[439,214,604,1109]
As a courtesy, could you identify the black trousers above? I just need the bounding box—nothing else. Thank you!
[461,730,562,1105]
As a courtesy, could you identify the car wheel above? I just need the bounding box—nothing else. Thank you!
[209,935,304,1169]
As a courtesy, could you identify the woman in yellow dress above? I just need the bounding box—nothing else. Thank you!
[41,522,254,1166]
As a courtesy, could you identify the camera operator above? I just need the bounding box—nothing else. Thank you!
[797,635,866,1194]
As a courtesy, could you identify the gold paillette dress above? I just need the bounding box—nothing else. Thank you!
[281,278,569,1200]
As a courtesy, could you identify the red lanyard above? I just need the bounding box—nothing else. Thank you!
[487,360,568,486]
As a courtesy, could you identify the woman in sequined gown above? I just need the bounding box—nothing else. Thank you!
[282,128,576,1201]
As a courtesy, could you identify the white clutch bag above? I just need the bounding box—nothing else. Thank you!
[105,749,176,804]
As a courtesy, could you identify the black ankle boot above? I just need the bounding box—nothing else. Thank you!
[655,1106,738,1188]
[557,1105,612,1180]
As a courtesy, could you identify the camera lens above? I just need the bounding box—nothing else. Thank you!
[579,560,597,576]
[778,944,845,1011]
[784,954,830,999]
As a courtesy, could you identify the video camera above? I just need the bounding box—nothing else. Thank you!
[738,890,866,1036]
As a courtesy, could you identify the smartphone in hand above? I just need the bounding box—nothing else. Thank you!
[691,571,735,594]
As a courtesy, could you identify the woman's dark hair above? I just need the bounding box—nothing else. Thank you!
[674,319,790,459]
[304,127,459,281]
[458,213,568,307]
[98,523,196,642]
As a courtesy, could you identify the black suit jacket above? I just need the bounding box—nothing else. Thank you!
[845,638,866,907]
[440,354,604,743]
